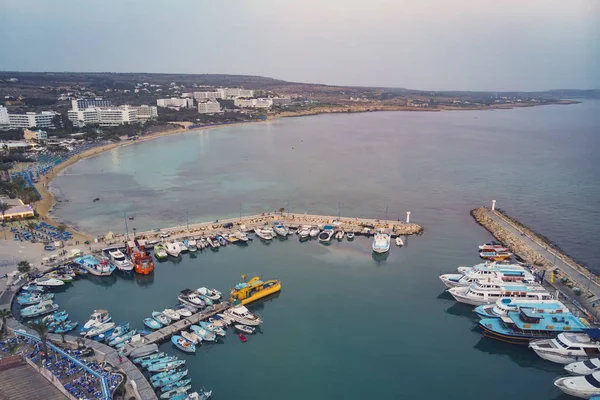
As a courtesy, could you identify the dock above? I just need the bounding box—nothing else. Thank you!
[126,302,230,350]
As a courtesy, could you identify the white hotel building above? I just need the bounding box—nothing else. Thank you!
[68,106,138,127]
[197,100,222,114]
[157,98,194,108]
[7,111,58,129]
[193,88,254,101]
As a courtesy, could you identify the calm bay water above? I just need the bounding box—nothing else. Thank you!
[49,101,600,399]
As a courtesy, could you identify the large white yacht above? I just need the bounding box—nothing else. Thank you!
[474,298,567,319]
[554,371,600,398]
[224,305,263,326]
[371,230,391,253]
[566,358,600,375]
[530,332,600,364]
[440,264,534,288]
[447,282,551,306]
[178,289,205,308]
[108,249,133,273]
[456,261,523,274]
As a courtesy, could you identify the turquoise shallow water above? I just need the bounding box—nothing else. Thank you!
[47,101,600,399]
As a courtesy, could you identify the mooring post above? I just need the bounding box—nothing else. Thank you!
[491,200,497,211]
[406,212,411,224]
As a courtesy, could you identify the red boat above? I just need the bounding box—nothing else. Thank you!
[238,334,247,343]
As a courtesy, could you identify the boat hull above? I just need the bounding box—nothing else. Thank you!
[234,282,281,305]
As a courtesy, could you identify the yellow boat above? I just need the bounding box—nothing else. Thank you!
[229,275,281,305]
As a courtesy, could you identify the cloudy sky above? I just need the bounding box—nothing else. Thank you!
[0,0,598,91]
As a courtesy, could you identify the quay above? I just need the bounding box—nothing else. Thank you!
[471,203,600,321]
[125,302,230,350]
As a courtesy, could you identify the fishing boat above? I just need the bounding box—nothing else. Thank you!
[199,321,225,336]
[84,322,115,337]
[216,235,227,246]
[20,300,59,318]
[309,226,320,237]
[165,242,182,257]
[479,241,509,252]
[133,352,167,365]
[149,359,187,372]
[174,305,192,318]
[440,266,535,288]
[177,241,189,252]
[109,330,137,347]
[161,378,192,393]
[108,249,134,273]
[199,238,209,248]
[196,287,221,301]
[189,325,217,342]
[479,308,588,345]
[216,313,234,325]
[480,251,513,261]
[154,245,168,260]
[447,282,552,306]
[128,343,159,359]
[346,232,355,240]
[529,330,600,364]
[335,230,344,240]
[21,284,45,293]
[52,320,79,334]
[33,277,65,287]
[133,248,154,275]
[229,275,281,305]
[208,316,228,328]
[206,237,217,248]
[372,230,391,253]
[554,371,600,398]
[395,236,404,246]
[298,225,311,239]
[273,222,289,237]
[141,356,177,368]
[81,310,112,332]
[105,323,130,342]
[318,226,334,242]
[181,331,201,344]
[73,255,114,276]
[224,305,262,326]
[474,298,570,319]
[17,292,54,305]
[42,310,68,324]
[178,289,206,308]
[238,333,248,342]
[44,271,73,283]
[151,370,189,388]
[144,318,163,330]
[235,324,255,334]
[171,335,196,353]
[565,358,600,375]
[234,231,249,242]
[161,386,192,399]
[226,234,239,244]
[163,309,181,321]
[254,227,273,240]
[152,311,171,326]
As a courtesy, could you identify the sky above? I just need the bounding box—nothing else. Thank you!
[0,0,598,91]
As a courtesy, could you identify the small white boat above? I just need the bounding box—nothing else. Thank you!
[163,309,181,321]
[234,231,249,242]
[565,358,600,375]
[372,230,391,253]
[174,305,192,318]
[216,313,234,325]
[84,322,115,337]
[165,242,181,257]
[196,287,222,301]
[178,289,205,308]
[177,241,188,252]
[346,232,355,240]
[298,225,311,239]
[81,309,112,332]
[309,227,320,237]
[273,222,289,237]
[530,332,600,364]
[235,324,255,334]
[108,249,134,272]
[318,226,334,243]
[181,330,201,344]
[254,227,273,240]
[335,231,344,240]
[187,240,198,252]
[224,305,262,326]
[395,237,404,246]
[34,277,65,287]
[554,371,600,398]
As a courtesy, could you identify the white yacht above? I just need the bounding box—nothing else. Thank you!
[273,222,289,237]
[309,226,320,237]
[395,237,404,246]
[34,277,65,287]
[197,287,222,301]
[178,289,206,308]
[177,241,188,252]
[554,371,600,398]
[108,249,134,273]
[474,298,569,319]
[298,225,311,239]
[224,305,263,326]
[234,231,249,242]
[530,332,600,364]
[165,242,182,257]
[456,261,522,274]
[163,308,181,321]
[318,226,334,243]
[84,322,115,337]
[81,309,112,332]
[254,227,273,240]
[335,231,344,240]
[372,230,391,253]
[565,359,600,375]
[187,240,198,252]
[447,282,551,306]
[440,266,534,288]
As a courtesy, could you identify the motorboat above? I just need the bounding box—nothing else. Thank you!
[163,309,181,321]
[554,371,600,398]
[165,242,182,257]
[109,330,137,347]
[177,241,189,252]
[395,236,404,246]
[206,237,217,248]
[480,251,513,261]
[235,324,256,334]
[234,231,249,242]
[154,245,168,260]
[73,255,114,276]
[148,359,187,372]
[361,227,372,236]
[105,323,130,342]
[178,289,206,308]
[189,325,217,342]
[318,226,334,243]
[216,313,234,325]
[226,234,239,244]
[42,310,68,323]
[298,225,311,239]
[160,385,192,399]
[440,263,534,288]
[152,311,172,326]
[144,318,163,330]
[309,226,320,238]
[127,343,159,358]
[181,331,201,344]
[196,287,221,301]
[52,320,79,334]
[44,271,73,283]
[133,352,167,365]
[273,222,289,237]
[84,322,115,337]
[174,305,192,318]
[214,235,227,246]
[224,305,262,326]
[565,358,600,375]
[199,238,209,248]
[479,241,509,252]
[81,310,112,332]
[447,282,552,306]
[479,308,588,345]
[187,240,198,252]
[229,275,281,305]
[346,232,355,240]
[151,369,189,388]
[254,227,274,240]
[171,335,196,353]
[20,300,58,318]
[108,249,134,273]
[161,378,192,394]
[372,230,391,253]
[474,298,570,319]
[199,321,225,336]
[33,277,65,287]
[21,284,45,293]
[133,248,154,275]
[17,292,54,305]
[238,333,248,342]
[140,356,177,368]
[529,331,600,364]
[335,230,344,240]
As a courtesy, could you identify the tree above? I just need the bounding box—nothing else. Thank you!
[278,207,285,215]
[0,202,11,240]
[29,320,50,359]
[57,224,67,239]
[25,221,36,241]
[17,260,31,275]
[60,331,66,344]
[0,309,12,335]
[6,341,21,355]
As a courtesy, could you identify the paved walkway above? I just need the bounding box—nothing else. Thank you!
[0,360,68,400]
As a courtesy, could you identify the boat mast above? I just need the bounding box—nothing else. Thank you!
[124,212,129,240]
[186,209,189,231]
[239,202,242,221]
[338,202,341,221]
[385,206,388,225]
